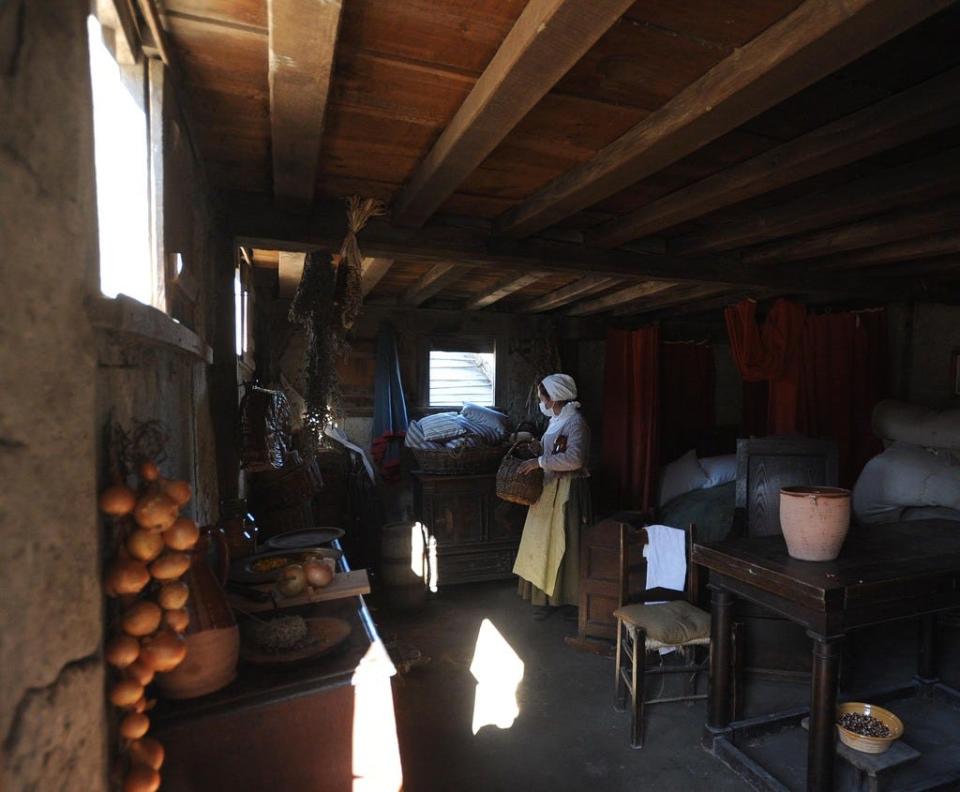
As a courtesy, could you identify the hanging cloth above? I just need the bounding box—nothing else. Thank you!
[512,477,573,598]
[725,299,806,434]
[601,325,660,510]
[370,322,409,482]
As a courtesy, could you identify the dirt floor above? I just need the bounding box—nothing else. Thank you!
[370,580,960,792]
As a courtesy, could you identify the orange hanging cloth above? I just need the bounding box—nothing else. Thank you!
[725,299,806,434]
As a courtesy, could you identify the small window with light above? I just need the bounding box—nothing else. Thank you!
[87,14,158,307]
[428,340,496,408]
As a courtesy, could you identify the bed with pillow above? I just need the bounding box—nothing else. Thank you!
[656,449,736,544]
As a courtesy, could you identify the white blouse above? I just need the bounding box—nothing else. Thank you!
[537,403,590,480]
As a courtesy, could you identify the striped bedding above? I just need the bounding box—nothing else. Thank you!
[405,412,509,450]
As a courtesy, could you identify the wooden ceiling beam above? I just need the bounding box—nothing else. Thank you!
[392,0,635,227]
[634,289,778,321]
[854,255,960,279]
[404,263,472,307]
[495,0,952,238]
[567,282,676,316]
[674,145,960,255]
[813,231,960,271]
[267,0,342,208]
[226,197,947,301]
[464,271,550,310]
[742,198,960,265]
[519,276,621,313]
[613,284,735,317]
[597,71,960,250]
[361,257,394,296]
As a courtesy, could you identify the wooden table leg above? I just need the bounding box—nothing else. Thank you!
[706,587,734,738]
[808,634,843,792]
[917,613,938,684]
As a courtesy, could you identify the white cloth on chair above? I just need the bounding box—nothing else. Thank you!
[642,524,687,593]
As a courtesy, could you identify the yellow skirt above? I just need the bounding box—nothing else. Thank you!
[514,477,591,607]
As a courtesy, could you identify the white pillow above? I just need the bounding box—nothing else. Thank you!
[419,412,467,442]
[461,403,510,434]
[699,455,737,488]
[659,450,709,507]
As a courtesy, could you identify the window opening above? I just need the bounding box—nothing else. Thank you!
[87,15,155,306]
[429,349,495,407]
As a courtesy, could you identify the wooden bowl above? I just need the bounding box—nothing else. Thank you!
[836,702,903,754]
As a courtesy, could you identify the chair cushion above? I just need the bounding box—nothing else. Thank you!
[613,600,710,646]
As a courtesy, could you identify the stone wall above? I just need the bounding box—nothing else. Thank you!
[0,2,106,789]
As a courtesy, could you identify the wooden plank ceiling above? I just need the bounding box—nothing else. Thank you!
[157,0,960,317]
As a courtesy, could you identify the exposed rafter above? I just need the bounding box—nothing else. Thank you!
[673,146,960,255]
[404,263,472,307]
[634,288,778,321]
[520,276,621,313]
[227,197,953,302]
[742,199,960,265]
[361,257,394,296]
[567,282,675,316]
[814,231,960,271]
[392,0,635,227]
[267,0,342,208]
[496,0,952,238]
[594,70,960,250]
[465,271,550,310]
[613,284,735,317]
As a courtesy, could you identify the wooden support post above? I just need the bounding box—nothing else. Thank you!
[707,587,735,736]
[808,635,843,792]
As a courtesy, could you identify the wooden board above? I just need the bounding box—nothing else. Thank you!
[228,569,371,613]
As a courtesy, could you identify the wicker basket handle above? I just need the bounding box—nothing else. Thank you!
[506,438,539,460]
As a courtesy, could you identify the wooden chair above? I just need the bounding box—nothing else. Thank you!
[613,522,713,748]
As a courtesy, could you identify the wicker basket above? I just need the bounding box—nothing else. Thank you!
[411,443,506,475]
[250,458,323,511]
[496,441,543,505]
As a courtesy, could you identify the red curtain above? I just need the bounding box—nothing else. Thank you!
[798,310,888,486]
[741,380,769,438]
[660,341,715,463]
[602,326,660,511]
[725,298,806,434]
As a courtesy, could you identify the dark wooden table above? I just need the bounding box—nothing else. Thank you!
[152,545,401,791]
[694,519,960,792]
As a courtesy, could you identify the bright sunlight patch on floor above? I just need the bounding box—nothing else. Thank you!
[352,641,403,792]
[470,619,524,735]
[409,522,438,593]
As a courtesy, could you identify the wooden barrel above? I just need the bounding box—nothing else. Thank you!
[380,521,428,610]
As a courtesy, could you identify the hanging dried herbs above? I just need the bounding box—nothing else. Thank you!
[288,197,385,435]
[289,251,343,433]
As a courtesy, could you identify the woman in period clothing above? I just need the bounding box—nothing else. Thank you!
[513,373,592,618]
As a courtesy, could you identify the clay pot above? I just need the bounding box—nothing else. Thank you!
[779,486,851,561]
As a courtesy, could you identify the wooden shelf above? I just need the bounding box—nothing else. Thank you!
[87,294,213,363]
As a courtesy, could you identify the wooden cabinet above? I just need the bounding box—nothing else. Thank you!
[412,471,525,586]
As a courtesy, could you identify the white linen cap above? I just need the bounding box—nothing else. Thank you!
[541,373,578,401]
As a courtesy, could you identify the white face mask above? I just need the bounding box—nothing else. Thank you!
[539,401,553,417]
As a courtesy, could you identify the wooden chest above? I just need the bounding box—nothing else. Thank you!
[412,471,525,586]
